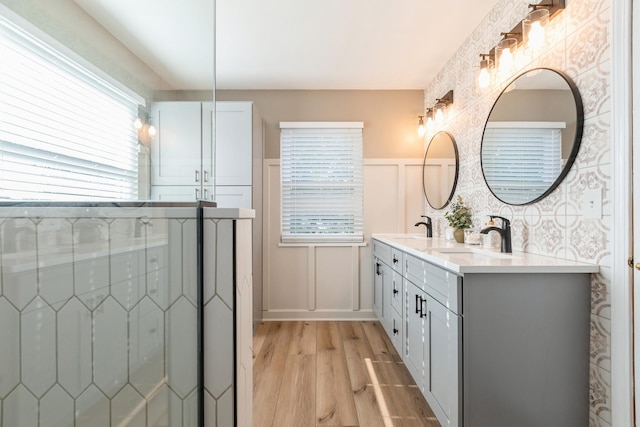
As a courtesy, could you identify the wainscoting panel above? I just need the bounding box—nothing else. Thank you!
[263,159,423,320]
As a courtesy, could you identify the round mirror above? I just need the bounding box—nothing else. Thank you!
[481,68,583,205]
[423,131,459,209]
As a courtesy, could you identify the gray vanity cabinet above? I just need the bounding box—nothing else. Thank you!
[404,254,461,427]
[371,236,592,427]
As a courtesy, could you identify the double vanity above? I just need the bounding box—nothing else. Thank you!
[372,234,598,427]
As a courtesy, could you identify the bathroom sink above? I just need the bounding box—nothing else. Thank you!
[431,247,517,259]
[393,235,429,240]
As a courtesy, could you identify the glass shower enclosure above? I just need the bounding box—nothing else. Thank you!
[0,201,242,426]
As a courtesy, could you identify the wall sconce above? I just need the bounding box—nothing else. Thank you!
[495,35,519,73]
[523,0,565,49]
[433,90,453,125]
[134,108,156,142]
[425,108,434,131]
[417,115,425,137]
[477,54,494,89]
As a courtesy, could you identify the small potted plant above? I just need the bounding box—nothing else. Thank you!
[444,195,473,243]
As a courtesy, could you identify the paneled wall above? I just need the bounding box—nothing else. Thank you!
[262,159,424,319]
[420,0,612,425]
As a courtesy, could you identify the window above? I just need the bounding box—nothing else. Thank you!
[0,11,142,200]
[280,122,364,243]
[482,121,564,204]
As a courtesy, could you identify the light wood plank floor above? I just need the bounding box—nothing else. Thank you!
[253,321,441,427]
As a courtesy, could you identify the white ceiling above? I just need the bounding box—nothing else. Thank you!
[76,0,501,91]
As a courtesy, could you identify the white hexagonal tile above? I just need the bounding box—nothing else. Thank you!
[0,297,19,398]
[40,385,74,427]
[93,297,128,398]
[58,297,92,397]
[74,257,109,310]
[217,387,234,427]
[129,297,164,397]
[166,297,197,398]
[111,251,145,310]
[21,297,56,397]
[148,385,183,427]
[2,268,37,311]
[204,296,233,398]
[111,385,146,427]
[38,263,73,309]
[182,219,198,305]
[204,390,216,427]
[186,388,199,426]
[76,385,109,427]
[2,385,37,426]
[215,220,234,307]
[203,220,218,304]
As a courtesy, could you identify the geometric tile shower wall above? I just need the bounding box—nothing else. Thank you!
[0,206,235,426]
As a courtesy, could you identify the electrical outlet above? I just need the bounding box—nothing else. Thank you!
[583,188,602,219]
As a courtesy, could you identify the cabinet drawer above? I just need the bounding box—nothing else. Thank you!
[390,247,403,272]
[405,253,461,314]
[390,271,403,316]
[372,239,392,266]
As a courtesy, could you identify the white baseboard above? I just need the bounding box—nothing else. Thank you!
[261,310,377,321]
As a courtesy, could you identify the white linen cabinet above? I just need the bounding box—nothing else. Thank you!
[150,102,215,201]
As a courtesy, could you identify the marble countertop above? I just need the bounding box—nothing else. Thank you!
[372,234,600,275]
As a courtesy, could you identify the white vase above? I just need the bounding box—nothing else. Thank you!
[444,227,455,241]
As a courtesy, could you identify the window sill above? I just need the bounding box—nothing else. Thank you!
[278,242,367,248]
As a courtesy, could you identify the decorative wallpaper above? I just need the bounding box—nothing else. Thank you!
[422,0,612,425]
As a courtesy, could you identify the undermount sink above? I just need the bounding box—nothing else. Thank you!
[432,247,517,259]
[393,235,429,240]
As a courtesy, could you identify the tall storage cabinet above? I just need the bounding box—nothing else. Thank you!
[150,102,214,200]
[149,100,264,330]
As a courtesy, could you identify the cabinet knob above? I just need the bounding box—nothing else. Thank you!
[393,328,399,335]
[393,256,398,264]
[393,288,399,295]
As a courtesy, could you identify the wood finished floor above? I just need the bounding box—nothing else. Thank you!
[253,321,441,427]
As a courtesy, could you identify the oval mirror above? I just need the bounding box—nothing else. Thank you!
[481,68,583,205]
[422,131,459,209]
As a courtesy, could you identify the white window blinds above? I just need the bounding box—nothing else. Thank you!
[280,122,364,243]
[482,121,564,204]
[0,12,141,200]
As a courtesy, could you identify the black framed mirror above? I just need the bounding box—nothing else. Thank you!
[480,68,584,205]
[422,131,459,209]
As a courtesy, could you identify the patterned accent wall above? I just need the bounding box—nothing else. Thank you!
[422,0,611,425]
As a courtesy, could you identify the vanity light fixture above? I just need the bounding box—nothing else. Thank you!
[524,0,565,49]
[417,115,425,137]
[477,54,494,89]
[133,109,156,141]
[433,90,453,125]
[495,35,519,73]
[425,108,435,131]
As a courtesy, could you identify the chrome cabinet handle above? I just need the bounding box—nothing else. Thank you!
[195,170,200,183]
[204,170,209,183]
[195,188,200,199]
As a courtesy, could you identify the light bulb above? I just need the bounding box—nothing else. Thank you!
[148,124,157,137]
[417,116,425,137]
[426,115,434,131]
[499,47,513,71]
[133,117,143,130]
[435,107,444,124]
[478,67,491,89]
[528,21,545,49]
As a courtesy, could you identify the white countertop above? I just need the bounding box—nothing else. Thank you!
[372,234,600,275]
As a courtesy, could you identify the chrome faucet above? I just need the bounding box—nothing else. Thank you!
[480,215,512,253]
[414,215,433,237]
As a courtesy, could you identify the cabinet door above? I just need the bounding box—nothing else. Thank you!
[381,262,393,335]
[151,185,200,201]
[405,281,425,390]
[214,186,252,208]
[215,102,252,186]
[201,102,214,186]
[373,257,384,321]
[424,294,460,427]
[150,102,202,186]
